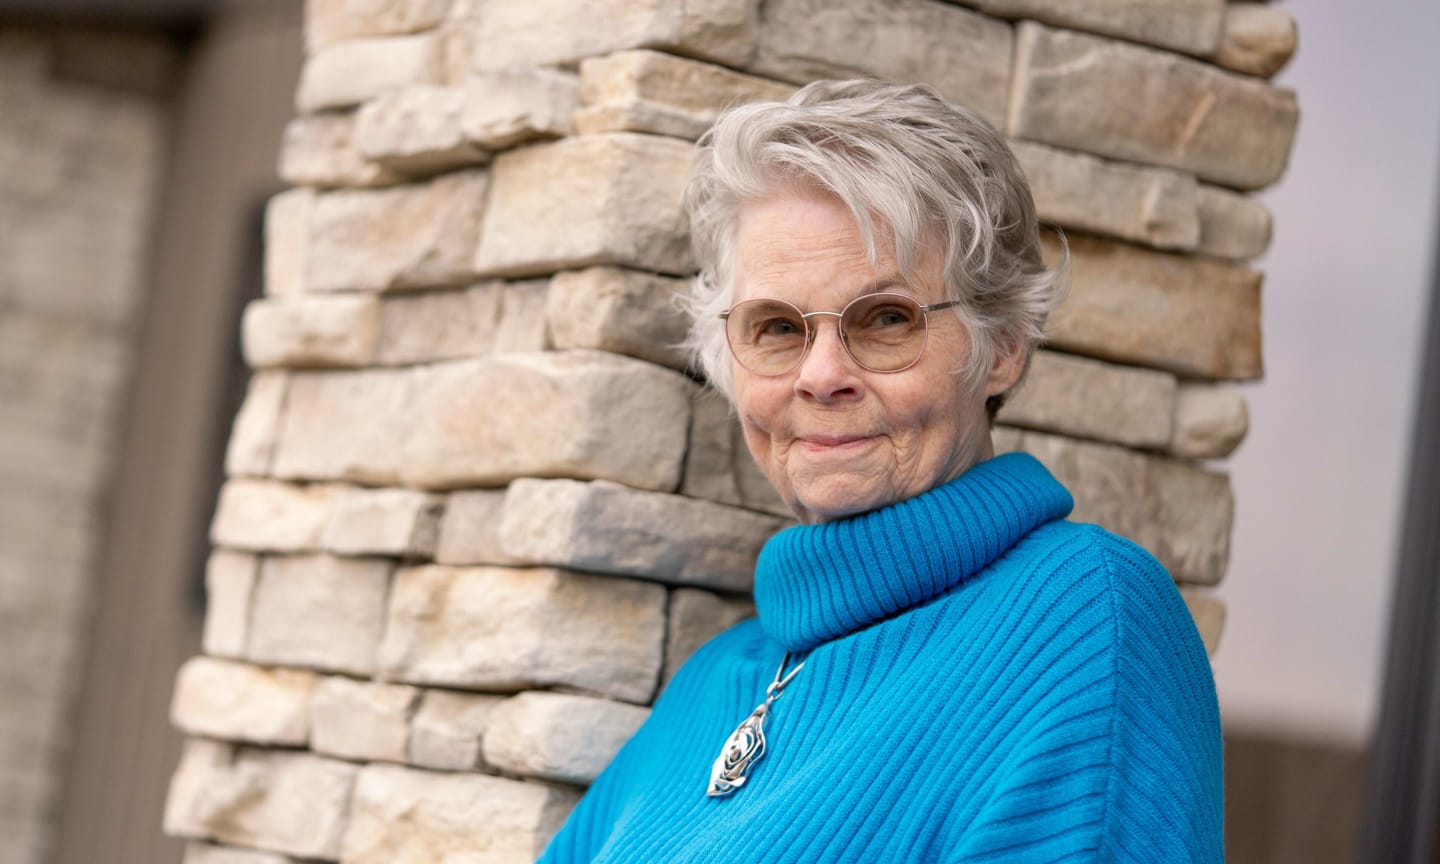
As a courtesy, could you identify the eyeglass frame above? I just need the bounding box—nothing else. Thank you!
[717,292,965,376]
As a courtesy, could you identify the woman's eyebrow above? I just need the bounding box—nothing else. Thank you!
[854,277,912,297]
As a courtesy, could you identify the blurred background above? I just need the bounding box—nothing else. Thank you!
[0,1,1436,863]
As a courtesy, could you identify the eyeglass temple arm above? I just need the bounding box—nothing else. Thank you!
[918,299,963,313]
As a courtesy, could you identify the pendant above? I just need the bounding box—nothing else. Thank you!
[706,653,804,798]
[707,700,771,796]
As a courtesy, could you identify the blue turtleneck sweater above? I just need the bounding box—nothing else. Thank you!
[538,453,1222,863]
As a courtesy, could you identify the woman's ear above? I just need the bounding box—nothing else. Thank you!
[984,334,1028,397]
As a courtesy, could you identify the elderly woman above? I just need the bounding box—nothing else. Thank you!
[538,79,1221,863]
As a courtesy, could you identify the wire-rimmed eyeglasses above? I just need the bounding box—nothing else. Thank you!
[719,292,963,376]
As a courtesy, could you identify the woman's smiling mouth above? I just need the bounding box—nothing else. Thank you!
[796,434,878,452]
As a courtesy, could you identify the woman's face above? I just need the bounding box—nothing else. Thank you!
[730,189,1022,523]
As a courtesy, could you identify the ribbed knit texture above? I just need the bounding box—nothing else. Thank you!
[538,453,1223,863]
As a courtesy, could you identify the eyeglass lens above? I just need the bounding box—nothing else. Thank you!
[725,293,929,375]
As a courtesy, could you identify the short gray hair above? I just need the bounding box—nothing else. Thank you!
[682,78,1065,414]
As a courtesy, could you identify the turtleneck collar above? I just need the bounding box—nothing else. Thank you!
[752,452,1074,651]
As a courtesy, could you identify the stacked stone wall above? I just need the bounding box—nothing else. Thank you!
[165,1,1299,860]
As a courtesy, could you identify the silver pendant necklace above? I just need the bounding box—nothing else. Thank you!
[706,652,806,797]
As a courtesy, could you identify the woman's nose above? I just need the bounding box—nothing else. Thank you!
[794,316,862,401]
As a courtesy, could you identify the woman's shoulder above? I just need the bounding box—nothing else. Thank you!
[963,519,1212,681]
[1006,520,1191,618]
[1011,519,1217,714]
[934,520,1223,862]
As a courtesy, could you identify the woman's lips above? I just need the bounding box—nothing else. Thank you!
[797,434,877,452]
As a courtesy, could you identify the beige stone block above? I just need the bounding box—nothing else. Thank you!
[170,657,315,746]
[1011,140,1199,251]
[354,84,488,176]
[203,550,259,659]
[1043,234,1263,381]
[296,34,442,113]
[240,295,381,369]
[1131,456,1234,588]
[271,367,414,485]
[483,692,650,785]
[340,764,578,864]
[432,489,520,566]
[546,267,690,370]
[210,479,337,553]
[735,451,790,515]
[247,554,391,676]
[165,740,357,858]
[473,133,692,278]
[681,388,792,517]
[965,0,1224,56]
[1196,184,1272,260]
[664,588,755,684]
[264,189,314,298]
[1214,4,1297,79]
[575,49,794,140]
[278,113,401,189]
[736,448,786,516]
[182,842,298,864]
[997,350,1176,449]
[998,427,1233,585]
[750,0,1012,123]
[306,0,450,52]
[1170,383,1249,459]
[408,689,502,771]
[310,676,418,763]
[307,169,488,292]
[375,280,548,364]
[399,351,692,492]
[461,68,578,150]
[491,280,550,354]
[322,486,444,557]
[681,387,743,508]
[456,0,757,73]
[499,478,786,592]
[1008,23,1299,190]
[377,284,497,364]
[165,739,231,837]
[1180,588,1226,655]
[278,351,689,489]
[435,6,476,86]
[378,565,666,703]
[224,371,290,478]
[670,0,762,65]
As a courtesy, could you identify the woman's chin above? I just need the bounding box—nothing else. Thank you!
[786,478,898,524]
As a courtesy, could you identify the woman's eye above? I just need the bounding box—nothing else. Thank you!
[862,306,914,329]
[759,318,801,337]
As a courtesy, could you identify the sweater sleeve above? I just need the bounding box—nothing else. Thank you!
[1093,534,1223,862]
[944,529,1223,864]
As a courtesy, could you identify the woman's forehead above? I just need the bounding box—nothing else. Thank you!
[732,194,943,304]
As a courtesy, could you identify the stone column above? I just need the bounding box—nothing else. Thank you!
[164,1,1299,861]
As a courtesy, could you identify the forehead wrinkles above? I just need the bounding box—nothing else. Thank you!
[734,200,904,302]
